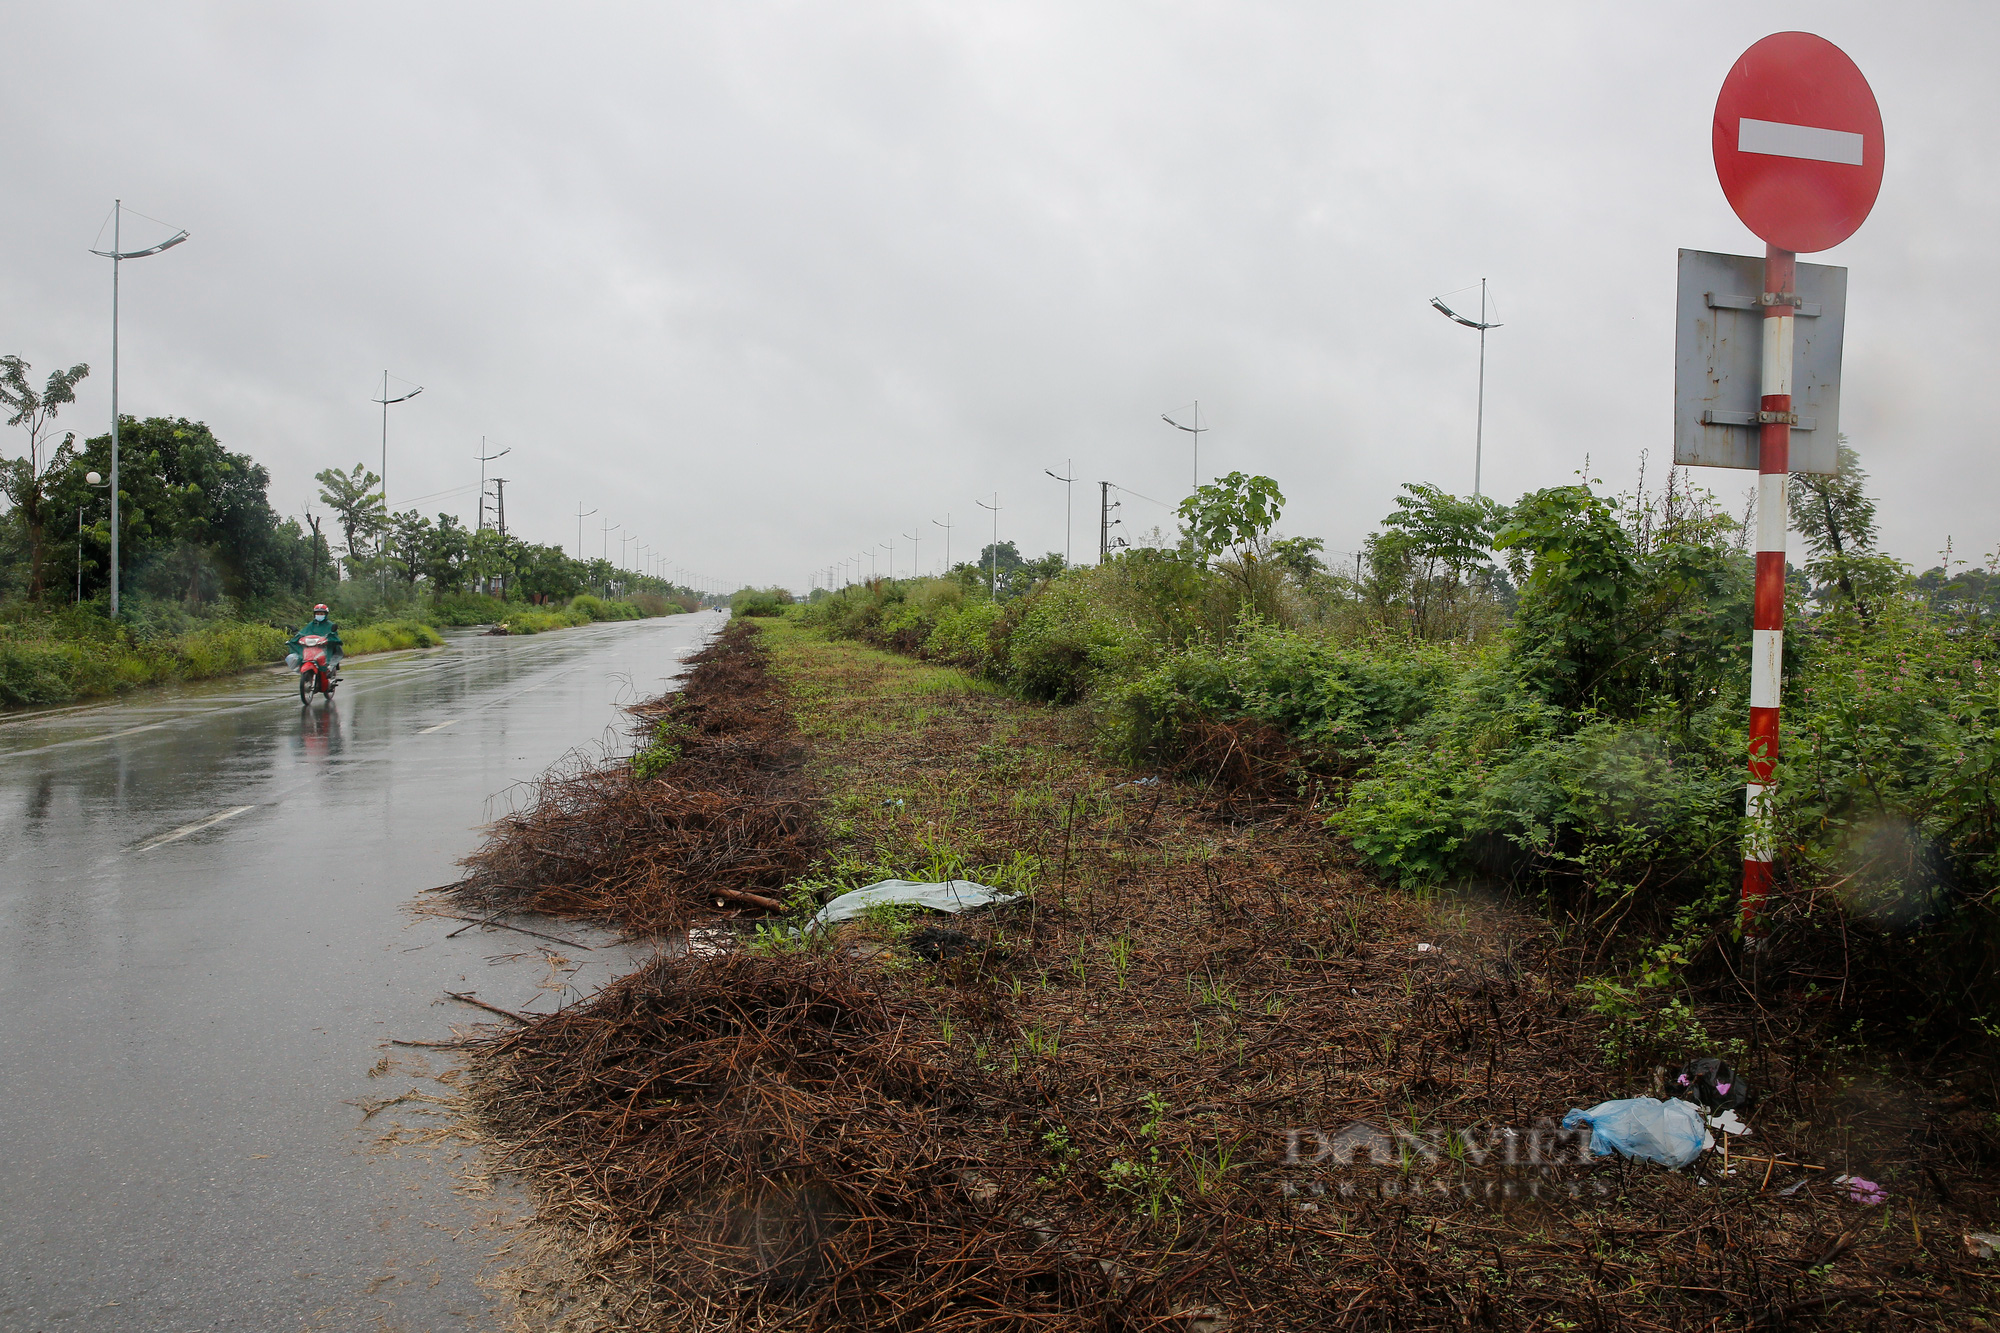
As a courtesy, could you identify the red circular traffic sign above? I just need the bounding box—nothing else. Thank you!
[1712,32,1884,253]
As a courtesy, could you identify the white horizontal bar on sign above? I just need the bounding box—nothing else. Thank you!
[1738,117,1865,166]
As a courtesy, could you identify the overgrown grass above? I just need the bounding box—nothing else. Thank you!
[0,616,287,707]
[341,619,445,655]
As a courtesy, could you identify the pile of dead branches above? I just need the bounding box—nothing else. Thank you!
[440,620,821,932]
[471,950,1149,1332]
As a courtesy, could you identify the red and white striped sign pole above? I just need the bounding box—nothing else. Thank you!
[1742,244,1794,929]
[1710,33,1884,933]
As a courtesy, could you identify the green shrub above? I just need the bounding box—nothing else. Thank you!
[732,591,789,617]
[1117,619,1464,769]
[568,593,642,621]
[627,592,684,617]
[1002,569,1145,703]
[922,599,1006,674]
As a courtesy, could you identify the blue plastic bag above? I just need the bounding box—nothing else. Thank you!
[1563,1096,1713,1169]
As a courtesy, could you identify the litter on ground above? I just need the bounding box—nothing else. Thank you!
[1564,1096,1714,1169]
[806,878,1022,929]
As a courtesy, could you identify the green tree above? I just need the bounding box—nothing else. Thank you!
[467,527,516,597]
[1373,483,1506,637]
[514,541,584,602]
[1495,483,1749,716]
[971,541,1026,597]
[0,356,90,599]
[314,464,385,572]
[417,513,470,594]
[1268,535,1326,583]
[1789,439,1892,622]
[1176,472,1284,566]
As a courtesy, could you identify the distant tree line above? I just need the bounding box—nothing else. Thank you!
[0,356,689,615]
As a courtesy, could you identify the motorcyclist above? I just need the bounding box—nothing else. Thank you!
[287,604,344,673]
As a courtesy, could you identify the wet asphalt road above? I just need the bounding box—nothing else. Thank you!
[0,611,722,1332]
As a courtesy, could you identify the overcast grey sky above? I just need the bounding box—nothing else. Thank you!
[2,2,1992,590]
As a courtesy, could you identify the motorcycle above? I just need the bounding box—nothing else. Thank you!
[296,633,340,705]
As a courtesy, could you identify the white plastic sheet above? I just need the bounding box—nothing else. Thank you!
[806,879,1021,930]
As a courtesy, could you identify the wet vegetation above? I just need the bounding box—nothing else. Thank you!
[0,388,704,705]
[433,456,2000,1328]
[457,612,2000,1331]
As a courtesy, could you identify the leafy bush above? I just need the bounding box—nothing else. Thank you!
[627,592,686,617]
[922,599,1007,674]
[1001,569,1146,703]
[568,593,641,621]
[1118,620,1463,769]
[731,588,791,617]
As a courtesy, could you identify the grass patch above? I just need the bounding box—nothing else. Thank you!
[341,619,444,654]
[0,617,287,708]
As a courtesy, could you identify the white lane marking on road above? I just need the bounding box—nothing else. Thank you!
[418,719,459,734]
[1738,117,1865,166]
[134,805,257,852]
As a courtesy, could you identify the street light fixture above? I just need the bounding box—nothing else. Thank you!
[78,470,110,604]
[976,493,1002,599]
[1044,461,1076,567]
[1161,403,1205,494]
[372,372,423,514]
[1429,279,1502,498]
[933,514,953,572]
[90,200,188,618]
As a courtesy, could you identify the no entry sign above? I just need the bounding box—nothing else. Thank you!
[1712,32,1884,253]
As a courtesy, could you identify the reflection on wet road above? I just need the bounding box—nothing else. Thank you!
[0,612,721,1331]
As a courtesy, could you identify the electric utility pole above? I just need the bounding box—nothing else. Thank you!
[1096,483,1128,562]
[476,439,509,531]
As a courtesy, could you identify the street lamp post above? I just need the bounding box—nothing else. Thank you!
[372,372,423,514]
[976,493,1001,598]
[90,200,188,618]
[1161,403,1205,494]
[1429,279,1502,498]
[1045,460,1076,567]
[933,514,953,573]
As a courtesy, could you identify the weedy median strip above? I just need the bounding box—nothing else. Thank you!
[450,618,1998,1332]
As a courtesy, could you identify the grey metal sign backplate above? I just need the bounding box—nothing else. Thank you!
[1674,248,1846,474]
